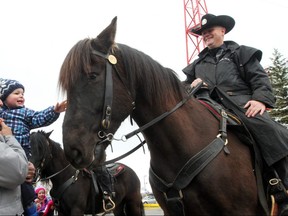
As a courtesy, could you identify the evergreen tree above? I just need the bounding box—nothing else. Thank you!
[268,49,288,126]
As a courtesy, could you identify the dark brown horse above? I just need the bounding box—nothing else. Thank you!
[30,130,144,216]
[58,17,269,215]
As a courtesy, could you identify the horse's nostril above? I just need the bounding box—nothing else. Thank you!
[71,149,83,165]
[71,149,79,158]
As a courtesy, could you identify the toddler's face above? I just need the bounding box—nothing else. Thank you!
[5,88,25,108]
[37,189,45,199]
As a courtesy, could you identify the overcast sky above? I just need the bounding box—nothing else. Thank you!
[1,0,287,192]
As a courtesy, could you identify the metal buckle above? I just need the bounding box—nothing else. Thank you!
[269,178,280,186]
[163,190,183,202]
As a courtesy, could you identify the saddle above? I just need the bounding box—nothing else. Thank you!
[106,162,126,177]
[85,162,126,178]
[195,88,258,147]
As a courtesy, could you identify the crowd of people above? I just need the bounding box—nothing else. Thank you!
[0,77,114,215]
[1,11,288,216]
[0,78,66,216]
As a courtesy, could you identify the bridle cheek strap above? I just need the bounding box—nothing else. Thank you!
[102,61,113,129]
[91,50,117,130]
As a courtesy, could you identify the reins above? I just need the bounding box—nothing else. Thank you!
[123,82,204,140]
[36,164,71,182]
[100,140,146,166]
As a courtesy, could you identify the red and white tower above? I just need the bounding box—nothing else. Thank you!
[183,0,208,65]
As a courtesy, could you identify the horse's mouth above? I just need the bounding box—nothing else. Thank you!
[86,158,102,170]
[67,145,105,170]
[70,158,95,169]
[63,136,107,169]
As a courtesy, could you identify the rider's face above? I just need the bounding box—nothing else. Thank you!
[202,26,225,49]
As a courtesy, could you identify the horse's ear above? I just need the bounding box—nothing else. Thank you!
[93,16,117,52]
[47,130,54,138]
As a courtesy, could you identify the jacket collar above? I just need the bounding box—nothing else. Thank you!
[198,40,240,58]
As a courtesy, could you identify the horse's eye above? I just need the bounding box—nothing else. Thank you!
[88,72,97,80]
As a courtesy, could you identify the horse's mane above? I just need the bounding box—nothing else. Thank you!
[58,39,186,105]
[117,44,185,105]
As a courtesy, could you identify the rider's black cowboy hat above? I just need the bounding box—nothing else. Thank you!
[191,13,235,35]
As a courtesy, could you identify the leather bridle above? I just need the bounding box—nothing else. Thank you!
[90,48,205,152]
[91,49,135,146]
[91,50,116,130]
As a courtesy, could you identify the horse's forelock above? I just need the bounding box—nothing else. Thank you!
[58,38,93,93]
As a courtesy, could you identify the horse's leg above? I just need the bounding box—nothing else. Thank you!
[57,212,65,216]
[113,193,144,216]
[113,202,125,216]
[123,200,145,216]
[70,208,85,216]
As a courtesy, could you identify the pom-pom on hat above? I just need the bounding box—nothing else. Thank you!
[190,13,235,36]
[0,78,25,101]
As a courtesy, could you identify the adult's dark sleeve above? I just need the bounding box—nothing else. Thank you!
[182,62,196,84]
[243,54,276,108]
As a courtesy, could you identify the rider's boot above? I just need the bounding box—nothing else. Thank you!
[273,156,288,216]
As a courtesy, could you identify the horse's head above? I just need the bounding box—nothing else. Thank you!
[30,130,54,180]
[58,17,135,169]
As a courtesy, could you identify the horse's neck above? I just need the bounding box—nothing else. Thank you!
[133,96,217,137]
[45,157,75,185]
[134,98,220,180]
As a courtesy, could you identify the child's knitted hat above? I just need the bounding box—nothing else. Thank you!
[0,78,25,101]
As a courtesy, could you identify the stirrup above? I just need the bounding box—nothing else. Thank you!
[103,195,115,212]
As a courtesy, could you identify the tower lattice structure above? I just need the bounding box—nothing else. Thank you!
[183,0,208,65]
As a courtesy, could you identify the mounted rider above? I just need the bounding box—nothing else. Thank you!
[182,13,288,216]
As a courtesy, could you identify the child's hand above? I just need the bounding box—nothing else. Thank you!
[54,100,67,113]
[36,202,41,209]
